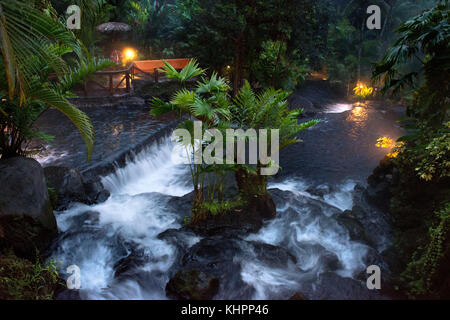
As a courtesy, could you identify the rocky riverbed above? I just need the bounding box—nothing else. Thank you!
[31,83,404,300]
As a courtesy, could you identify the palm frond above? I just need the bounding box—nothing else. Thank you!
[150,97,177,117]
[26,83,94,160]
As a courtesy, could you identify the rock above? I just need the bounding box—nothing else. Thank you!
[44,166,110,208]
[0,215,56,260]
[0,157,57,259]
[177,238,255,299]
[306,184,333,198]
[187,192,276,237]
[114,247,149,279]
[250,242,297,267]
[44,166,87,207]
[83,177,110,204]
[364,181,391,211]
[166,269,219,300]
[303,272,385,300]
[0,157,56,230]
[337,211,372,246]
[289,292,308,300]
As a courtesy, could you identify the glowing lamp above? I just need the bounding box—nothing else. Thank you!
[123,48,136,61]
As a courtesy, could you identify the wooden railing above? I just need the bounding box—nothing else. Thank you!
[83,58,191,96]
[84,66,132,96]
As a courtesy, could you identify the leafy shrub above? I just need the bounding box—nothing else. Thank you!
[0,251,63,300]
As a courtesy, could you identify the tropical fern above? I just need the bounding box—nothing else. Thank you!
[160,58,206,82]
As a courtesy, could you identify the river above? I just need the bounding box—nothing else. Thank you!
[38,98,404,300]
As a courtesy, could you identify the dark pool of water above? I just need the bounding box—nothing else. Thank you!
[278,102,404,185]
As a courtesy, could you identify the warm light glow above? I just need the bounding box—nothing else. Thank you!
[123,48,136,61]
[353,83,373,99]
[376,136,405,158]
[226,65,231,69]
[376,136,396,149]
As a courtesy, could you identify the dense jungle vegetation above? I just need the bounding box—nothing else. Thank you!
[0,0,448,299]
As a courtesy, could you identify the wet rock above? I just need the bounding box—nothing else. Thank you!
[304,272,385,300]
[158,228,199,252]
[289,292,308,300]
[114,247,148,279]
[251,242,297,267]
[178,238,254,299]
[83,177,110,204]
[356,247,390,283]
[367,157,395,187]
[157,228,200,269]
[364,182,391,212]
[365,157,395,212]
[44,166,86,206]
[44,166,110,209]
[317,250,342,272]
[69,210,101,228]
[337,211,372,246]
[306,184,333,198]
[166,269,219,300]
[0,157,57,259]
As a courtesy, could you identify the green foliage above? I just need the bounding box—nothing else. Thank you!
[196,199,246,218]
[172,0,328,92]
[373,1,449,125]
[0,250,62,300]
[161,58,206,83]
[47,182,58,209]
[151,63,319,219]
[126,0,175,58]
[414,122,450,182]
[373,1,450,299]
[0,0,113,159]
[402,202,450,298]
[251,40,310,91]
[232,80,320,151]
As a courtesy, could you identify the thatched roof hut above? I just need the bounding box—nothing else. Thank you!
[96,22,131,34]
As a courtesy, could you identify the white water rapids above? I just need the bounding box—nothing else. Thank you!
[51,106,384,299]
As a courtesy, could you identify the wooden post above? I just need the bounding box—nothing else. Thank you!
[126,72,130,92]
[154,68,159,83]
[109,74,113,95]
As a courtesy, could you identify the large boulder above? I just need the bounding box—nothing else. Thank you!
[0,157,57,258]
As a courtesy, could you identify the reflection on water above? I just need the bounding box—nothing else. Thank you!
[346,106,368,123]
[279,101,404,185]
[324,103,353,113]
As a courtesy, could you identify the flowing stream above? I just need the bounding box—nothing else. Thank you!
[48,100,404,300]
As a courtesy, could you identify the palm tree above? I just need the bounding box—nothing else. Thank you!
[0,0,112,159]
[232,80,320,197]
[151,60,232,209]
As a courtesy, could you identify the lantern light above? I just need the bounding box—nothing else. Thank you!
[123,48,136,61]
